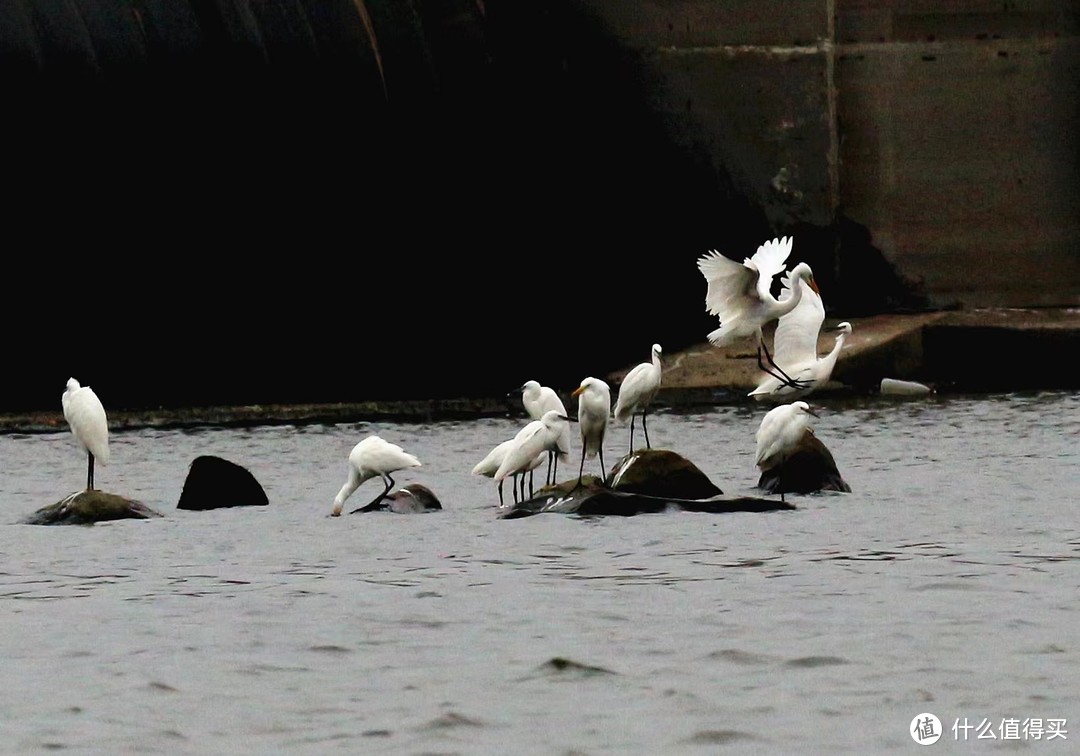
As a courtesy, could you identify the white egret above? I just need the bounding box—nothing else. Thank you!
[571,376,611,486]
[613,343,662,453]
[697,236,819,390]
[331,435,421,516]
[62,377,110,490]
[494,410,571,504]
[472,431,545,507]
[755,400,818,502]
[748,274,853,401]
[514,380,572,484]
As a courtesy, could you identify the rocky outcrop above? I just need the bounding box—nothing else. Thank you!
[177,456,269,510]
[23,491,164,525]
[501,449,791,518]
[607,449,723,498]
[756,433,851,494]
[351,483,443,514]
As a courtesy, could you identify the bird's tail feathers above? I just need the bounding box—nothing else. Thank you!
[707,323,744,347]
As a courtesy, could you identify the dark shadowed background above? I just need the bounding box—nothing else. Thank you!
[8,0,1071,411]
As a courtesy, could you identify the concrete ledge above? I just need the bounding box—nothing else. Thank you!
[644,307,1079,402]
[1,308,1076,434]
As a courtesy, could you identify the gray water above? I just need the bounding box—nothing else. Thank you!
[1,391,1078,754]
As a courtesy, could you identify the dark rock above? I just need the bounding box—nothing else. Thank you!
[177,455,269,510]
[608,449,723,498]
[500,484,793,518]
[352,483,442,514]
[757,432,851,494]
[501,450,788,518]
[23,490,164,525]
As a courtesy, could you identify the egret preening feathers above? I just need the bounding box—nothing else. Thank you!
[62,377,110,490]
[572,377,611,486]
[697,236,819,390]
[332,435,422,516]
[748,274,853,401]
[613,343,662,453]
[755,400,818,502]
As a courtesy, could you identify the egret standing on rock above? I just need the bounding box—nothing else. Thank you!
[755,401,818,503]
[748,274,853,401]
[697,236,819,390]
[494,410,571,504]
[513,380,571,484]
[572,377,611,486]
[332,435,422,516]
[62,377,110,491]
[613,343,662,453]
[473,431,546,507]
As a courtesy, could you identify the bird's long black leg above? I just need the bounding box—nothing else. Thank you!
[529,469,535,498]
[545,453,553,486]
[576,452,586,489]
[642,412,651,450]
[350,474,394,513]
[598,448,607,486]
[87,452,95,490]
[628,417,636,454]
[759,340,811,391]
[498,479,504,507]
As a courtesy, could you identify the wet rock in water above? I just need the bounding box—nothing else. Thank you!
[533,657,617,678]
[352,483,442,514]
[177,455,269,510]
[608,449,723,498]
[501,449,792,518]
[757,432,851,494]
[23,490,165,525]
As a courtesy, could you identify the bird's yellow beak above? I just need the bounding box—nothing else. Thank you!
[808,277,820,294]
[571,386,585,398]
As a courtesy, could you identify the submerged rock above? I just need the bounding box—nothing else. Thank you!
[351,483,442,514]
[757,432,851,494]
[23,490,165,525]
[501,449,791,518]
[177,455,269,510]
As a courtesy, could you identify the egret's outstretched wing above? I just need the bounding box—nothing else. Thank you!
[697,250,755,319]
[749,236,793,303]
[772,276,825,368]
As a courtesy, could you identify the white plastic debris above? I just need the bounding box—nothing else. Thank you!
[880,378,933,396]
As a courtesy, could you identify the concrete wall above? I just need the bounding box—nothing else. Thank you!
[575,0,1080,309]
[836,2,1079,308]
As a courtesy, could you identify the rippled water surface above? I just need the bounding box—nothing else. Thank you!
[2,391,1078,753]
